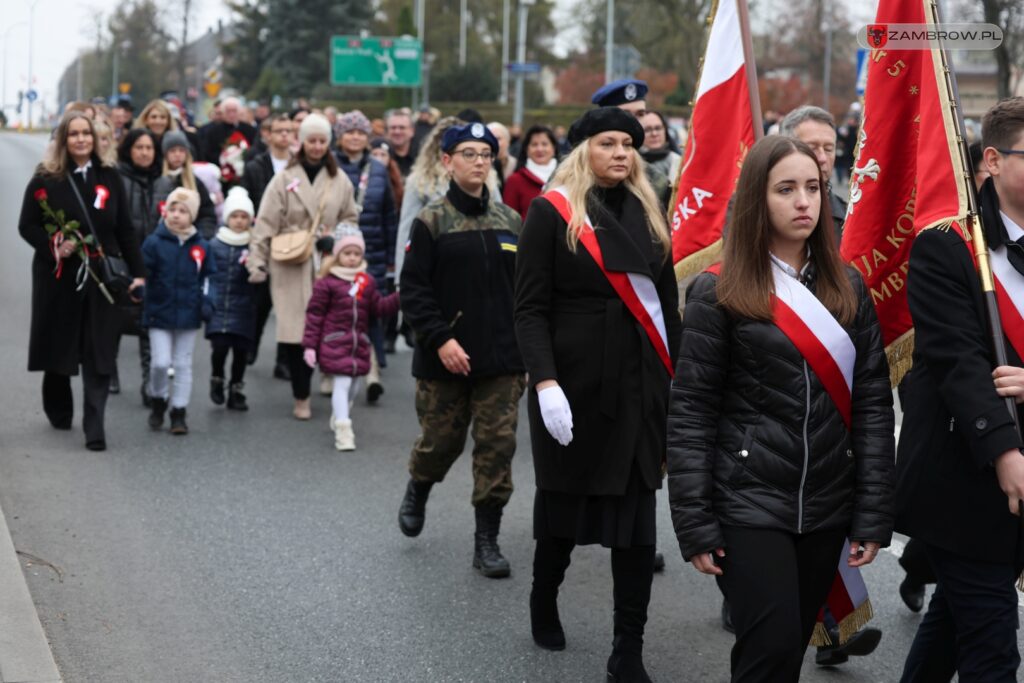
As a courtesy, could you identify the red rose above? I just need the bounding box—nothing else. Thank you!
[34,188,48,202]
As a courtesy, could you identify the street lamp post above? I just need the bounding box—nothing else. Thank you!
[459,0,467,68]
[26,0,40,130]
[605,0,614,83]
[2,21,28,119]
[499,0,509,104]
[512,0,535,128]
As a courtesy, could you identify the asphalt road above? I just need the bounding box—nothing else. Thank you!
[0,132,1014,683]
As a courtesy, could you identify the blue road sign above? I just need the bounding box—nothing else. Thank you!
[856,49,868,97]
[507,62,541,74]
[26,89,38,102]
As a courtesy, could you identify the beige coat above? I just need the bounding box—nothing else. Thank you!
[249,164,359,343]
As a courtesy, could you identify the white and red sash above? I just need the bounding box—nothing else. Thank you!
[542,188,673,376]
[987,246,1024,361]
[707,262,856,429]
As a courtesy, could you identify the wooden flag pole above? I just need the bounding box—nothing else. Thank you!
[735,0,763,142]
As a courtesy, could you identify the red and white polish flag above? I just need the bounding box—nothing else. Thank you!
[670,0,757,278]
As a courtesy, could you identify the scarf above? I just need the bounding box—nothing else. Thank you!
[329,260,368,282]
[169,224,197,244]
[167,167,183,178]
[526,158,557,184]
[216,227,251,246]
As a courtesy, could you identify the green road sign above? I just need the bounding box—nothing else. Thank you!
[330,36,422,88]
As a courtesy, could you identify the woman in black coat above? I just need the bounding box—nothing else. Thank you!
[667,135,894,682]
[17,112,145,451]
[115,128,161,404]
[515,108,681,682]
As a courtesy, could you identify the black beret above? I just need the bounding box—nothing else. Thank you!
[567,107,645,149]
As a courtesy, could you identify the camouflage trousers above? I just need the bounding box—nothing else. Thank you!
[408,374,526,508]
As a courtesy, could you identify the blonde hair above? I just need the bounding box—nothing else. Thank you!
[409,116,501,198]
[37,112,102,178]
[91,118,118,166]
[549,140,671,257]
[133,99,180,133]
[162,147,198,192]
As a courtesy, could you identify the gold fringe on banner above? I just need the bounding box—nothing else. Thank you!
[886,329,916,387]
[674,239,724,281]
[809,599,875,647]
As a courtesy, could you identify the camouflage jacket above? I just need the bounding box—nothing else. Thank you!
[399,180,525,380]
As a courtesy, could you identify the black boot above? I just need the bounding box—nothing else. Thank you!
[531,537,573,650]
[210,377,225,405]
[148,397,168,430]
[607,546,654,683]
[227,382,249,411]
[273,360,291,381]
[398,479,433,537]
[169,407,188,435]
[473,505,511,578]
[815,626,882,667]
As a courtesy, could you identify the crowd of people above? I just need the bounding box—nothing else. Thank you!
[16,79,1024,682]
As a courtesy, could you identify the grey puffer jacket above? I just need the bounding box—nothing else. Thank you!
[667,266,895,560]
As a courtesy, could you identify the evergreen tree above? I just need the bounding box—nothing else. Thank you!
[223,0,269,97]
[263,0,374,97]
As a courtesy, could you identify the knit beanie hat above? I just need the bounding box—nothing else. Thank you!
[166,187,200,221]
[222,186,255,220]
[161,130,190,156]
[298,113,332,144]
[332,222,365,256]
[335,110,372,137]
[369,137,390,152]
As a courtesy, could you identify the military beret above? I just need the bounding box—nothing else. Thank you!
[441,122,499,155]
[590,78,649,107]
[567,107,646,149]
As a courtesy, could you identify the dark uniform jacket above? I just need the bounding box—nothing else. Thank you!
[515,185,682,496]
[18,163,145,376]
[668,265,894,560]
[400,181,524,380]
[896,178,1024,567]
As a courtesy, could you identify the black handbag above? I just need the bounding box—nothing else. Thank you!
[68,175,133,295]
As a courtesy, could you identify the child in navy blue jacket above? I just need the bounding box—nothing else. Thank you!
[206,187,257,410]
[142,187,215,435]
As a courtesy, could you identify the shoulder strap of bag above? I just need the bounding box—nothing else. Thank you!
[67,176,98,239]
[309,191,329,237]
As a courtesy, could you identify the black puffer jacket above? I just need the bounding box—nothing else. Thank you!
[667,266,895,560]
[117,161,159,243]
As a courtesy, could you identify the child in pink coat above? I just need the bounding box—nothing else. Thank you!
[303,225,400,450]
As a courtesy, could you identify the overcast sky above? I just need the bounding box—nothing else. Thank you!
[1,0,875,123]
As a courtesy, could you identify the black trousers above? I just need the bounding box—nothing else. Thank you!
[715,526,846,683]
[900,544,1020,682]
[281,343,313,399]
[42,367,108,444]
[900,537,937,586]
[210,333,249,385]
[532,538,655,656]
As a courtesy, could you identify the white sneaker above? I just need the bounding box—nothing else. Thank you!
[334,419,355,451]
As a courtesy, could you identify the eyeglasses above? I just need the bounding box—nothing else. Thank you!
[456,150,494,162]
[643,126,664,135]
[997,148,1024,157]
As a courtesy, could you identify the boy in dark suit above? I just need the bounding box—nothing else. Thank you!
[897,96,1024,682]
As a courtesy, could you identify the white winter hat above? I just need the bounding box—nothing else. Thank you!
[298,113,332,144]
[222,186,255,220]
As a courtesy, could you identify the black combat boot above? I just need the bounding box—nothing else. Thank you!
[169,407,188,435]
[210,377,225,405]
[227,383,249,411]
[607,546,655,683]
[473,505,511,578]
[530,537,574,650]
[398,479,433,537]
[148,397,168,430]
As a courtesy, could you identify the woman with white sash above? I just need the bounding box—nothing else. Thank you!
[667,135,895,682]
[515,107,681,682]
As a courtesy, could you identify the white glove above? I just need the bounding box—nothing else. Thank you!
[538,385,573,446]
